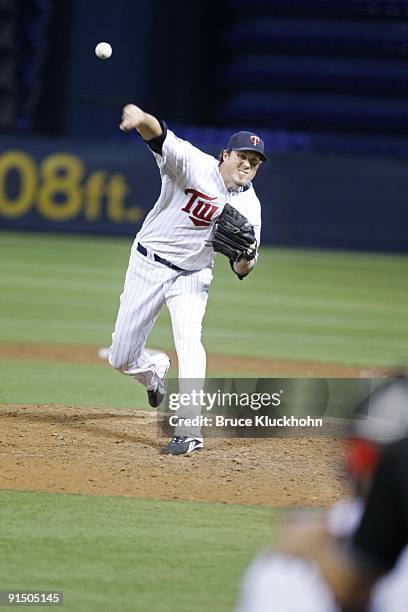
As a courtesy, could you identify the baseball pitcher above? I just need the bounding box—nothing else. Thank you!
[109,104,265,455]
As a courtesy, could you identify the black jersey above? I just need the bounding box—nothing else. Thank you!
[352,437,408,574]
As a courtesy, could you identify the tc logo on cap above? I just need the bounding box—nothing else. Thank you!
[226,131,267,162]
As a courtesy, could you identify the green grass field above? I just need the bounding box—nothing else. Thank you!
[0,490,277,612]
[1,230,408,610]
[1,231,408,367]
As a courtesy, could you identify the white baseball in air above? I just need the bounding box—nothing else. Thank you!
[95,42,112,59]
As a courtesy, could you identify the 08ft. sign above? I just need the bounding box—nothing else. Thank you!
[0,149,142,224]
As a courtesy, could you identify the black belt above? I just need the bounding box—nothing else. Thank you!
[137,243,184,272]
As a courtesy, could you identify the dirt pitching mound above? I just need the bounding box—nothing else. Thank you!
[0,404,350,507]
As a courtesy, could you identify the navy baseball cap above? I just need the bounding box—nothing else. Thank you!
[227,131,267,162]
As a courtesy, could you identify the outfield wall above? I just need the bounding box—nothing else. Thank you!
[0,135,407,252]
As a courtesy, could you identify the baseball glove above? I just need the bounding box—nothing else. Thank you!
[211,203,256,262]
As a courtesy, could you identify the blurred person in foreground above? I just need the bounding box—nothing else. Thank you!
[235,377,408,612]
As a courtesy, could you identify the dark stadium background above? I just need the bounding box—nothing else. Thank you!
[1,0,408,251]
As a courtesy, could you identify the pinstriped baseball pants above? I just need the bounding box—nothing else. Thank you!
[109,249,212,391]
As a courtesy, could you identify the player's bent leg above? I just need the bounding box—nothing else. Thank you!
[109,251,174,393]
[109,305,162,385]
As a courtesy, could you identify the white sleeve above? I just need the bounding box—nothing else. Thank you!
[235,553,340,612]
[151,129,206,180]
[252,199,261,248]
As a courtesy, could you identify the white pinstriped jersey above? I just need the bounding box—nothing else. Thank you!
[134,129,262,271]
